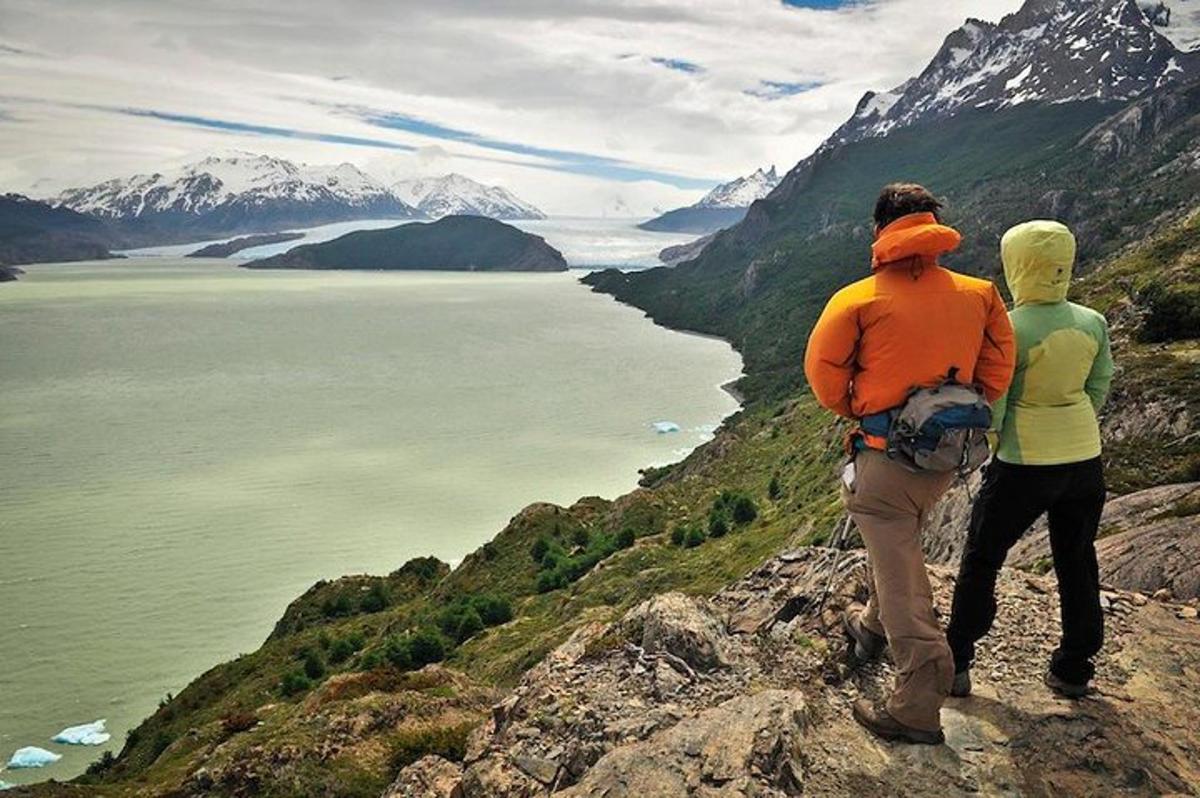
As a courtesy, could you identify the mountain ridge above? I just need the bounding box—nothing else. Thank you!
[639,166,780,235]
[392,174,545,220]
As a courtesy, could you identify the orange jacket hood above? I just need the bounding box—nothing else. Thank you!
[871,212,962,270]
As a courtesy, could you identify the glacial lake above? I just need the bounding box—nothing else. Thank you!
[0,259,741,785]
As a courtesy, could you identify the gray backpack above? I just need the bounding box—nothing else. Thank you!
[875,371,993,476]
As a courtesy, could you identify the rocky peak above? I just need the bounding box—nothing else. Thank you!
[828,0,1198,148]
[695,166,781,209]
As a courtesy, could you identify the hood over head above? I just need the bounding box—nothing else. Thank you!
[871,212,962,270]
[1001,220,1076,306]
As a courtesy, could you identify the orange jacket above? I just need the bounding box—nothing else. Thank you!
[804,213,1016,440]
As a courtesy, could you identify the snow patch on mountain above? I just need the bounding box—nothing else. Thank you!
[1142,0,1200,50]
[829,0,1199,148]
[56,153,418,221]
[695,167,780,209]
[392,174,545,220]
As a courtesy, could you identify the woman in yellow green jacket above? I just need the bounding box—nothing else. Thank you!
[946,220,1114,699]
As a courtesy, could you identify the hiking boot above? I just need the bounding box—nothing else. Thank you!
[851,698,945,745]
[843,604,887,661]
[950,669,972,698]
[1044,670,1089,699]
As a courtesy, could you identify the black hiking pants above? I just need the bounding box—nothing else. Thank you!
[946,457,1106,685]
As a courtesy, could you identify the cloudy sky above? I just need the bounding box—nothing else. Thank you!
[0,0,1025,215]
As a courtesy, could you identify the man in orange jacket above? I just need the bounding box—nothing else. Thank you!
[804,184,1015,744]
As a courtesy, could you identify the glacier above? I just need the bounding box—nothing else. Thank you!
[6,746,62,769]
[52,719,111,746]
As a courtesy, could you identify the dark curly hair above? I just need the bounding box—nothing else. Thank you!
[873,183,944,229]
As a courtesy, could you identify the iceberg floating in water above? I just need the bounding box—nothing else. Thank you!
[52,719,111,746]
[0,780,14,791]
[652,421,681,434]
[6,745,62,769]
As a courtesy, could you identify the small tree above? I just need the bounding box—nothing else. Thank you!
[616,527,636,549]
[768,474,782,501]
[685,526,706,548]
[572,527,591,548]
[670,525,687,546]
[707,511,729,538]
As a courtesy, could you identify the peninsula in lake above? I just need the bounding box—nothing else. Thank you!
[244,216,568,272]
[187,231,304,258]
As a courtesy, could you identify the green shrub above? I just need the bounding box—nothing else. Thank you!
[321,593,353,618]
[360,582,389,613]
[769,474,782,501]
[616,527,636,549]
[409,628,447,666]
[713,490,758,525]
[535,569,563,593]
[280,669,312,697]
[670,525,687,546]
[707,509,730,538]
[471,594,514,626]
[685,527,706,548]
[531,536,552,563]
[303,650,326,680]
[448,607,484,643]
[1140,283,1200,343]
[328,634,364,665]
[359,649,383,671]
[572,527,591,548]
[384,636,414,669]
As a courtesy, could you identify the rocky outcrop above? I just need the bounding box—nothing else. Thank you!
[390,547,1200,797]
[923,480,1200,601]
[1009,482,1200,599]
[383,755,464,798]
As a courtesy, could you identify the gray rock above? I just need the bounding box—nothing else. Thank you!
[558,690,807,797]
[383,755,463,798]
[621,593,732,671]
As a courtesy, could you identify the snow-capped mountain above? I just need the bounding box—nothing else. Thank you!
[695,167,780,209]
[1141,0,1200,51]
[55,153,422,244]
[830,0,1199,148]
[639,166,781,234]
[392,174,545,220]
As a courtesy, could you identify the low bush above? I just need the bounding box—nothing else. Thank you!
[1140,283,1200,343]
[616,527,636,549]
[280,670,312,697]
[359,582,389,613]
[328,633,365,664]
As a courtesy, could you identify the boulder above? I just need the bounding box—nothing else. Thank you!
[559,690,807,797]
[383,755,463,798]
[620,593,732,671]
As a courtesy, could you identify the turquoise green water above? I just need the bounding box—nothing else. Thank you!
[0,259,741,785]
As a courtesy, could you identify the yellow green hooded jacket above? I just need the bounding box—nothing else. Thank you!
[994,220,1114,465]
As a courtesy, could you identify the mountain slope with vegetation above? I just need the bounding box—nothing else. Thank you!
[0,193,118,275]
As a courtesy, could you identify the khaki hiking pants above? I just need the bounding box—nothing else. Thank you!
[843,450,955,732]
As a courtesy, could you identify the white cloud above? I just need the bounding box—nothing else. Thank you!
[0,0,1024,215]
